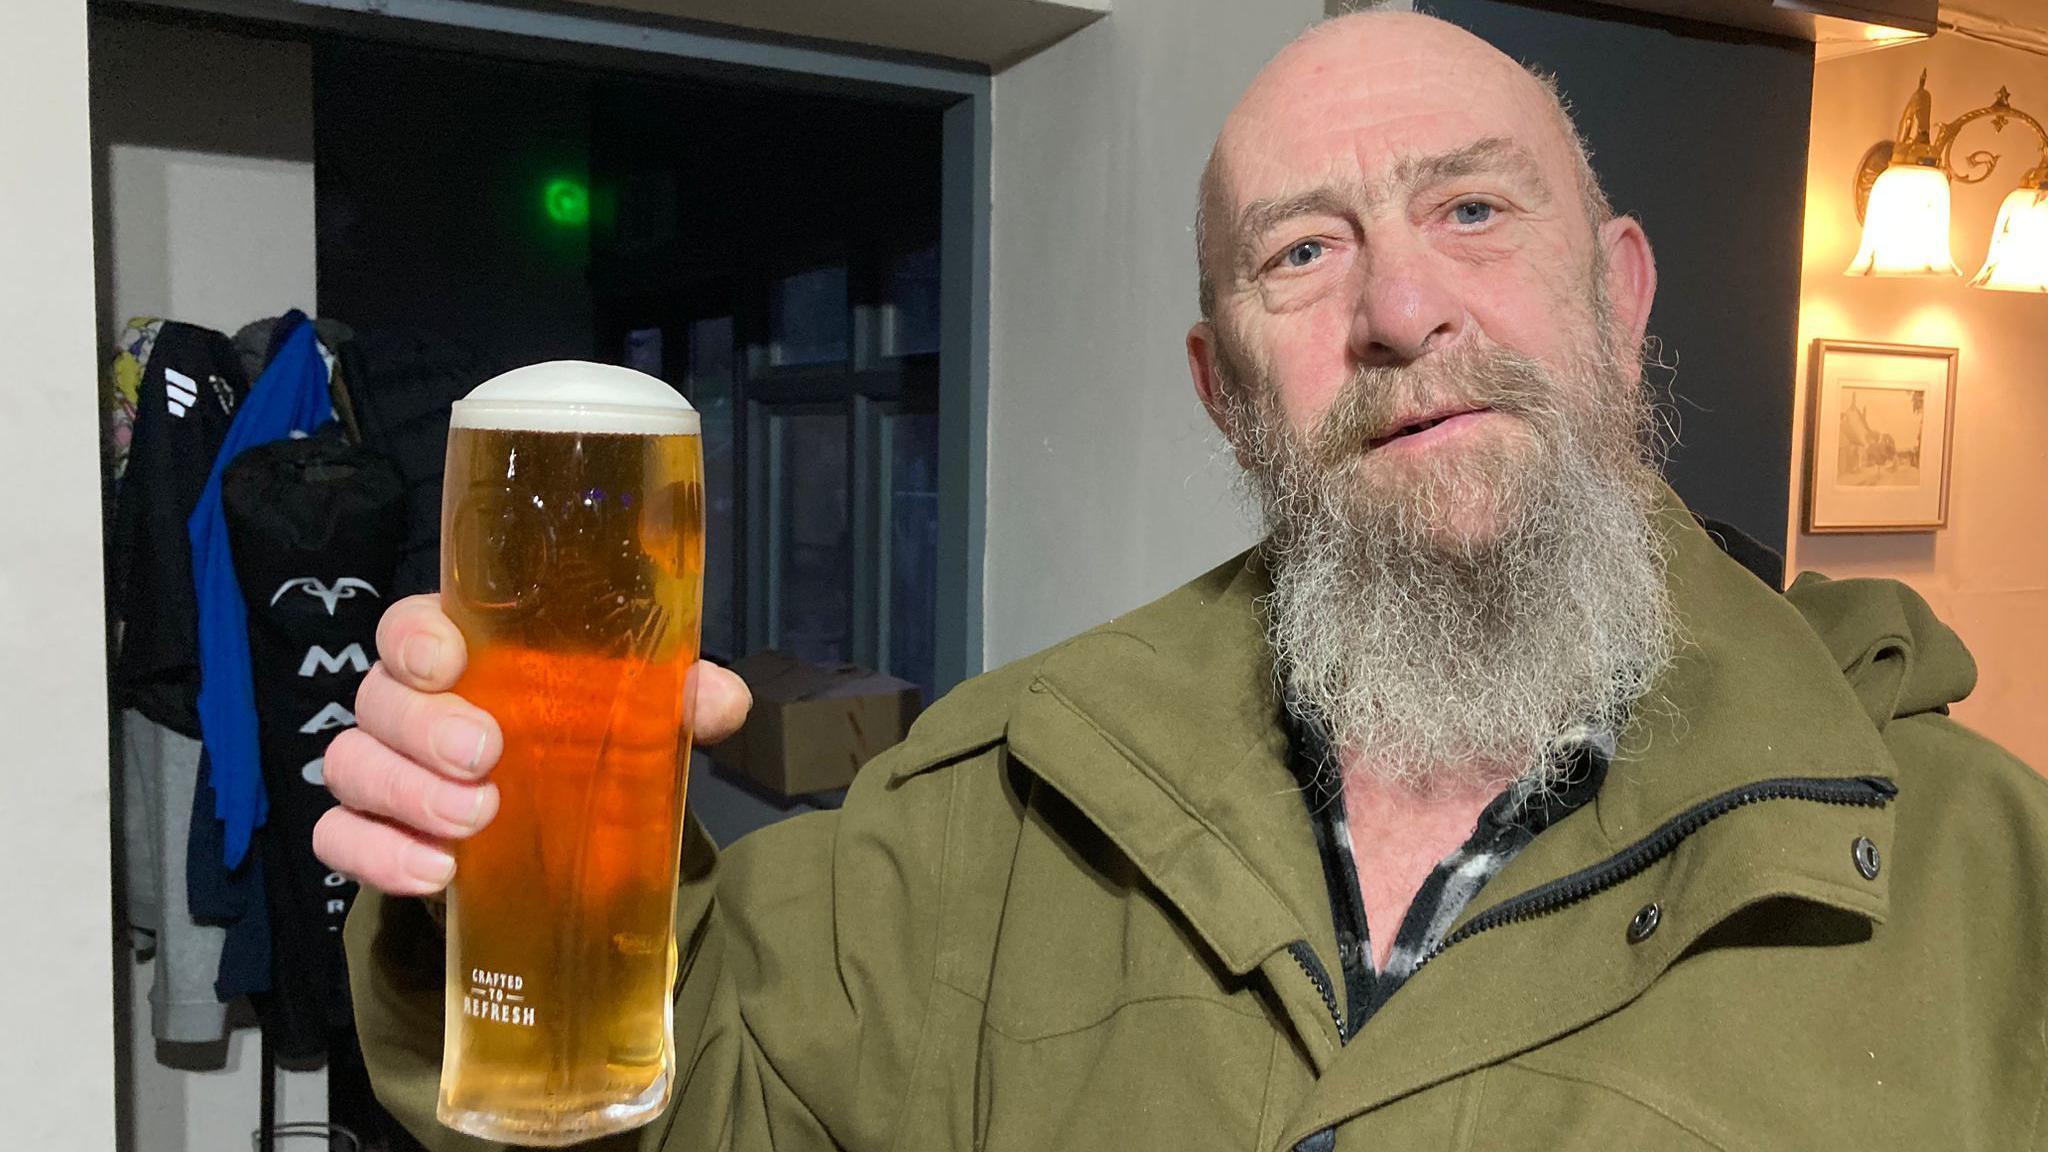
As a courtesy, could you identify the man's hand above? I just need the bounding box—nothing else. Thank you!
[312,593,753,897]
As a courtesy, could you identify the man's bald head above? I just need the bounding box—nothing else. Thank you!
[1194,10,1611,320]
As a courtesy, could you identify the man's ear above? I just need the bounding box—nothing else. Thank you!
[1188,320,1230,435]
[1189,320,1257,473]
[1598,215,1657,350]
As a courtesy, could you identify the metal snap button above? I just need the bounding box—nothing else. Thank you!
[1853,836,1882,881]
[1627,902,1661,944]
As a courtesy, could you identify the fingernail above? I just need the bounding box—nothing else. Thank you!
[431,784,484,830]
[402,633,443,681]
[408,843,456,888]
[433,717,488,775]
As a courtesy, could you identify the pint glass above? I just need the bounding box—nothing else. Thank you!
[435,362,703,1145]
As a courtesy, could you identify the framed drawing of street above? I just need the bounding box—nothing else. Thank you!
[1805,340,1958,534]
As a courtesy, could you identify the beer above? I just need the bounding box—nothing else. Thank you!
[435,363,703,1146]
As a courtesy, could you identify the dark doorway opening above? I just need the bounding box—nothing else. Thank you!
[314,41,946,699]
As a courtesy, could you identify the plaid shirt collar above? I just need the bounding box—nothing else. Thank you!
[1288,716,1610,1040]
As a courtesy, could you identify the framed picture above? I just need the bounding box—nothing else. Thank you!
[1804,340,1957,534]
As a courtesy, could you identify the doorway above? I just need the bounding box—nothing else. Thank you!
[92,4,988,1149]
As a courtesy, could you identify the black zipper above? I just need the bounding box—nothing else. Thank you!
[1288,940,1345,1039]
[1412,774,1896,972]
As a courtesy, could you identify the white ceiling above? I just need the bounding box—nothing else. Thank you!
[1940,0,2048,55]
[1946,0,2047,29]
[554,0,1108,70]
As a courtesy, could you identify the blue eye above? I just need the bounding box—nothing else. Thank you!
[1452,201,1496,226]
[1281,239,1326,268]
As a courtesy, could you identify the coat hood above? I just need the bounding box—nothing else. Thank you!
[1785,570,1978,728]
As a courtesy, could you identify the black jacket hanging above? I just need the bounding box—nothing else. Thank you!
[335,326,503,598]
[111,322,250,737]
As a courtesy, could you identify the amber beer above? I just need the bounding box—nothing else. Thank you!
[436,362,703,1145]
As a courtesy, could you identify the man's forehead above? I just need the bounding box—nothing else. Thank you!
[1213,14,1565,209]
[1231,136,1551,233]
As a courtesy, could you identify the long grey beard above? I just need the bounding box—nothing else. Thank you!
[1223,337,1676,792]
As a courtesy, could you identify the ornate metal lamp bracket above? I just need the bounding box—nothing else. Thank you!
[1854,71,2048,224]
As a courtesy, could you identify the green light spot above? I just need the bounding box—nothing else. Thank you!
[543,178,590,227]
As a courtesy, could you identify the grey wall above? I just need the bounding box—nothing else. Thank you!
[982,0,1321,666]
[1429,0,1815,548]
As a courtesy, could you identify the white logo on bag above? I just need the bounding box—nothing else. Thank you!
[298,701,356,734]
[298,642,370,677]
[270,576,381,616]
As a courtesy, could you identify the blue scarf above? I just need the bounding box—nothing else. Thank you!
[189,314,333,868]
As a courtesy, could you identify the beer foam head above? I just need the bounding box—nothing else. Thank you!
[452,361,699,436]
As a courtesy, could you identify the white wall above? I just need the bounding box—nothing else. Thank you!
[0,1,117,1148]
[105,147,317,339]
[1790,34,2048,771]
[94,15,317,340]
[982,0,1321,664]
[90,14,327,1150]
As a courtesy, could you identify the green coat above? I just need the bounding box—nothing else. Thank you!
[348,496,2048,1151]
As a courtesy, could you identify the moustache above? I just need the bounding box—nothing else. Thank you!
[1304,343,1563,472]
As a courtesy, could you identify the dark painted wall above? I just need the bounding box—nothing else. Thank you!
[587,78,942,305]
[1429,0,1814,549]
[314,43,598,367]
[312,41,943,372]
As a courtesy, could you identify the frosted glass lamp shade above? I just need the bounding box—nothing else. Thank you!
[1969,186,2048,293]
[1846,164,1961,277]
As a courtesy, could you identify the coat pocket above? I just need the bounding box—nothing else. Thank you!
[1470,1059,1742,1152]
[977,999,1275,1152]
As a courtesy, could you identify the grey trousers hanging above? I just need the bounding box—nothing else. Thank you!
[121,709,230,1045]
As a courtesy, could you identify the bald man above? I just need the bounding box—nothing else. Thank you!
[334,11,2048,1151]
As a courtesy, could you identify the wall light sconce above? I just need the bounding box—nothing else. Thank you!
[1849,71,2048,293]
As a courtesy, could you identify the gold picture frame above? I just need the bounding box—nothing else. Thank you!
[1804,339,1958,534]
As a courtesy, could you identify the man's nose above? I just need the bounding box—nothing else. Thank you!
[1348,242,1465,367]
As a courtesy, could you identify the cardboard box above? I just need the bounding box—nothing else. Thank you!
[706,650,923,799]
